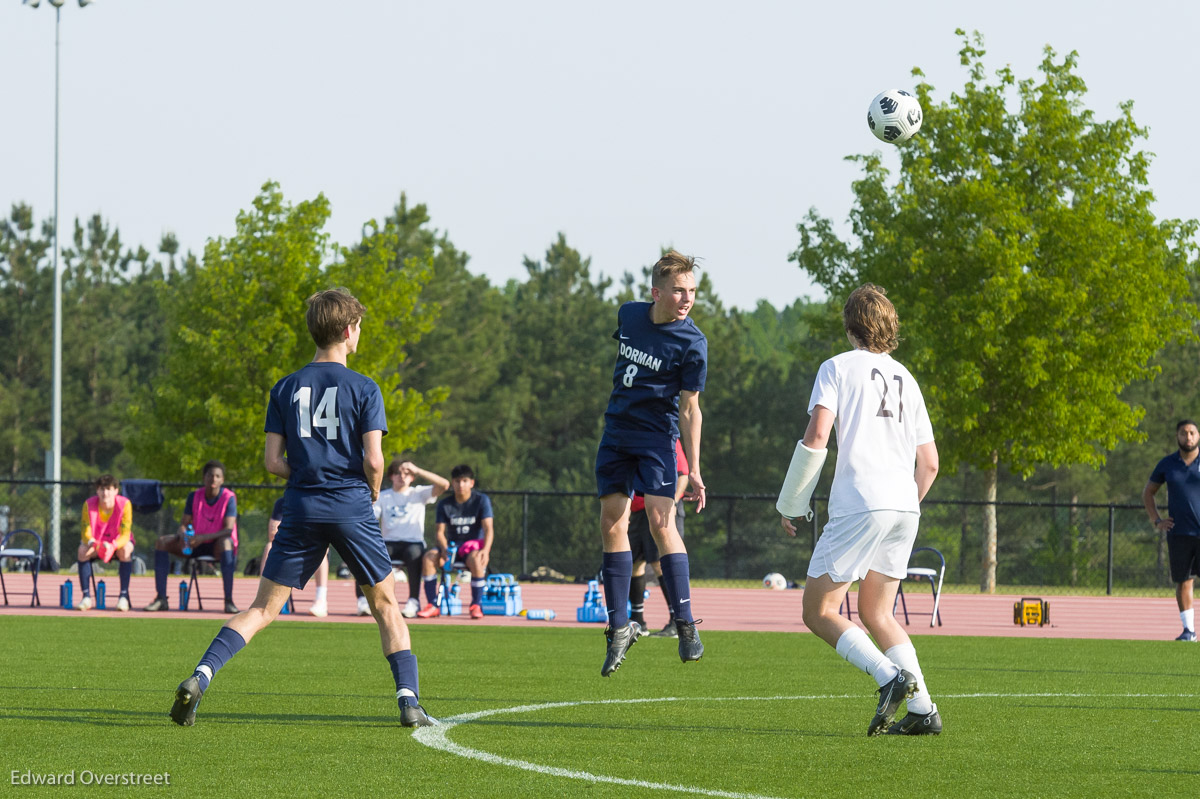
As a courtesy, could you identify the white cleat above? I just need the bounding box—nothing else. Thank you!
[309,598,328,617]
[356,596,371,616]
[402,598,420,618]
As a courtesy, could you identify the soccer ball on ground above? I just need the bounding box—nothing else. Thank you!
[762,572,787,590]
[867,89,922,144]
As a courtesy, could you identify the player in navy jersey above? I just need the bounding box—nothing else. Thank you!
[1143,420,1200,641]
[169,288,435,728]
[595,250,708,676]
[416,464,494,619]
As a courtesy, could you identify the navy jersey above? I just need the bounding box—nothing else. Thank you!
[271,498,284,522]
[1150,453,1200,538]
[265,362,388,521]
[435,492,494,544]
[602,301,707,446]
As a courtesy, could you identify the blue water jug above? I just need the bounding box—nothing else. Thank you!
[96,580,106,610]
[179,580,189,611]
[60,581,73,608]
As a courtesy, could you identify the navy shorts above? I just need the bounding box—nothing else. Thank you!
[263,517,391,589]
[1168,535,1200,583]
[596,439,677,499]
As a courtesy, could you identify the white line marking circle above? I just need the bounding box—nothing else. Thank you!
[412,693,1195,799]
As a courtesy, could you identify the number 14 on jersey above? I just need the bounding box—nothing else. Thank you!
[293,387,340,439]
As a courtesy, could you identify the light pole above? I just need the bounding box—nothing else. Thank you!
[23,0,94,564]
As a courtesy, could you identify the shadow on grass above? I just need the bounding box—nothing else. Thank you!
[0,707,406,728]
[457,717,855,739]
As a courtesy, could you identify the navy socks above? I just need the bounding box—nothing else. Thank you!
[78,559,92,597]
[195,627,247,692]
[155,549,169,598]
[602,551,633,628]
[659,553,693,622]
[386,650,419,706]
[423,575,438,604]
[118,560,131,596]
[220,549,236,601]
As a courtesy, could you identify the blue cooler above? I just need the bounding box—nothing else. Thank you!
[480,574,523,616]
[576,579,608,623]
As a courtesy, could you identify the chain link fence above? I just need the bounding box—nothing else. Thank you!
[0,478,1174,596]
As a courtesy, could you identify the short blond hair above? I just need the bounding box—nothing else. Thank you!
[306,288,365,348]
[843,283,899,353]
[651,250,698,289]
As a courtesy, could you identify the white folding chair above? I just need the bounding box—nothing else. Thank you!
[893,546,944,627]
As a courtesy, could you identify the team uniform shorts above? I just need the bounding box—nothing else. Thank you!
[628,501,686,564]
[264,517,391,589]
[807,510,920,583]
[430,539,484,559]
[1167,535,1200,583]
[595,439,677,499]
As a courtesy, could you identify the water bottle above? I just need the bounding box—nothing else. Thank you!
[96,580,107,610]
[60,581,71,608]
[182,524,195,556]
[179,580,189,611]
[524,609,556,620]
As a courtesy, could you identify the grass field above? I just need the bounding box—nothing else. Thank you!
[2,617,1191,798]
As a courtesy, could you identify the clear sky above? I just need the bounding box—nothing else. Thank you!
[3,0,1196,309]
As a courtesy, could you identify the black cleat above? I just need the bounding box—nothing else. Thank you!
[649,624,678,638]
[868,668,917,736]
[224,600,240,614]
[170,675,203,726]
[676,619,704,662]
[601,623,640,676]
[143,595,169,612]
[400,702,438,728]
[1175,628,1196,642]
[886,706,942,735]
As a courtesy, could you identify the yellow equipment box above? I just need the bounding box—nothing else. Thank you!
[1014,597,1049,627]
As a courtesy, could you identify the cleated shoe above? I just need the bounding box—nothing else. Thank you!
[356,596,371,616]
[469,604,484,619]
[630,620,646,638]
[76,596,94,611]
[116,595,131,612]
[170,675,204,726]
[401,598,420,618]
[676,619,704,662]
[886,706,942,735]
[144,595,169,612]
[601,623,641,676]
[649,623,678,638]
[400,701,438,728]
[415,603,441,619]
[309,598,328,618]
[1175,628,1196,642]
[224,599,240,614]
[868,669,918,737]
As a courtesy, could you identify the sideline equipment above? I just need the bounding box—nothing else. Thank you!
[1014,597,1049,626]
[776,441,827,521]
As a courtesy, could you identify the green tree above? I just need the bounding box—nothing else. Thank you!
[790,31,1199,591]
[126,183,441,503]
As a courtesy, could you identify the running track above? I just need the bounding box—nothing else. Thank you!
[0,573,1183,641]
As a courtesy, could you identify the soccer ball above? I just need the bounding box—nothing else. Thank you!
[867,89,922,144]
[762,572,787,590]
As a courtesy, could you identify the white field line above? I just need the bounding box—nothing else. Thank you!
[412,693,1195,798]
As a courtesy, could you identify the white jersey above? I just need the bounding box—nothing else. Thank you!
[808,348,934,518]
[372,485,438,543]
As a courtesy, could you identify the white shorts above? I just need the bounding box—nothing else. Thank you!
[806,510,920,583]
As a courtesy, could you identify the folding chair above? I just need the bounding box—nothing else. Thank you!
[894,547,945,627]
[0,529,42,607]
[186,546,237,611]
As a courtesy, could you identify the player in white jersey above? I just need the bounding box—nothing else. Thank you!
[777,284,941,736]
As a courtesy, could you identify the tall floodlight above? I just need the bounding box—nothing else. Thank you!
[23,0,95,564]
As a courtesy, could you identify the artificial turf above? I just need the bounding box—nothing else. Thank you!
[0,616,1191,797]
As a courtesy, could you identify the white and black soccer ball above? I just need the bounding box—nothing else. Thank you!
[762,572,787,590]
[867,89,923,144]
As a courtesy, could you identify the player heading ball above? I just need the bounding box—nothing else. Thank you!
[595,250,708,676]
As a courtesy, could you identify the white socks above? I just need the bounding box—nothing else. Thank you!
[835,627,899,687]
[315,586,327,601]
[885,642,933,715]
[1182,608,1194,632]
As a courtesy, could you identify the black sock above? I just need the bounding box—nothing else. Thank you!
[629,573,647,624]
